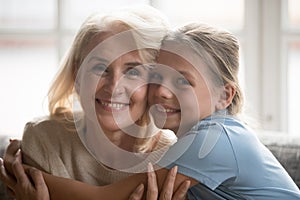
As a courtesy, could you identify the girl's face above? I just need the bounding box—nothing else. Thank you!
[148,50,218,134]
[78,33,149,133]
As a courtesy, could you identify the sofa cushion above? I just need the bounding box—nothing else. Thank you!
[259,132,300,189]
[266,144,300,188]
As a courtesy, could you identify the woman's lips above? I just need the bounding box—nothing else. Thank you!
[96,99,129,111]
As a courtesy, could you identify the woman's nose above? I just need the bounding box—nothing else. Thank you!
[104,73,125,96]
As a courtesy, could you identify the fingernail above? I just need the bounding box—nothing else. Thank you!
[15,149,21,156]
[172,165,178,176]
[185,180,191,189]
[0,158,3,166]
[15,149,22,160]
[136,183,144,193]
[148,162,154,172]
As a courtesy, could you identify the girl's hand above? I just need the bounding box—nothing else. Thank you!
[0,150,50,200]
[129,164,190,200]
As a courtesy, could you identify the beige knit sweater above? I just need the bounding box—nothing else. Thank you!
[21,116,176,186]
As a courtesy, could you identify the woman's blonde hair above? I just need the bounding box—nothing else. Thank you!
[163,23,243,115]
[48,5,170,119]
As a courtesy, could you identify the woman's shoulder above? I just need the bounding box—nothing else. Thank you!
[25,115,61,126]
[192,114,245,132]
[25,115,72,130]
[23,114,80,138]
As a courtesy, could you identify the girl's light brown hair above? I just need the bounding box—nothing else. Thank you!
[168,23,244,115]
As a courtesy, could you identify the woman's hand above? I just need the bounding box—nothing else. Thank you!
[129,164,190,200]
[0,149,50,200]
[0,139,22,197]
[3,139,21,175]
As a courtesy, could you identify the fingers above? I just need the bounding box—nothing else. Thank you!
[5,139,21,155]
[128,183,144,200]
[146,163,158,200]
[12,157,29,188]
[29,167,51,200]
[3,139,21,174]
[172,180,190,200]
[5,187,16,198]
[145,164,189,200]
[159,166,177,200]
[29,168,47,190]
[0,157,17,189]
[0,157,16,198]
[15,149,22,163]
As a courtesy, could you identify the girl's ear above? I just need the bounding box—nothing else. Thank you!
[215,83,236,111]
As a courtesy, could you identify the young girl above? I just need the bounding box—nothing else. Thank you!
[3,23,300,199]
[147,22,300,199]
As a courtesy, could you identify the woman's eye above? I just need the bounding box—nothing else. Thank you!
[90,64,107,75]
[149,72,163,83]
[176,77,191,86]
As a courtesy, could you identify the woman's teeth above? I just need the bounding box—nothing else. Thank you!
[100,101,127,110]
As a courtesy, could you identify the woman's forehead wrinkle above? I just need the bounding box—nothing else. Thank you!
[84,30,139,67]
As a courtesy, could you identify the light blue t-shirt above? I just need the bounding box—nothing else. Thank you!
[159,114,300,199]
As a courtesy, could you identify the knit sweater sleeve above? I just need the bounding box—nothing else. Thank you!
[21,118,72,178]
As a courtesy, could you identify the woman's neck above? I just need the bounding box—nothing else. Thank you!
[106,130,137,152]
[84,118,138,152]
[81,117,164,171]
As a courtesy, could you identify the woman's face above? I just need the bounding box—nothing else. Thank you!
[78,33,149,133]
[148,50,217,135]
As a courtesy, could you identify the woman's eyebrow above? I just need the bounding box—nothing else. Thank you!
[87,56,108,64]
[124,61,143,67]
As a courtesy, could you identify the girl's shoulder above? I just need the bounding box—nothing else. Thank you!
[194,114,245,130]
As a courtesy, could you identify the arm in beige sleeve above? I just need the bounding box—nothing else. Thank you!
[41,167,197,200]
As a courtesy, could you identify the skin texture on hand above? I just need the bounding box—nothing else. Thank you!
[1,139,22,197]
[3,139,21,175]
[1,140,192,200]
[1,148,50,200]
[129,163,190,200]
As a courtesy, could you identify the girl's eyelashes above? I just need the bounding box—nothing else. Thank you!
[176,77,191,86]
[149,71,191,88]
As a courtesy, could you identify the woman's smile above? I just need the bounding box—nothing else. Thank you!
[96,98,129,112]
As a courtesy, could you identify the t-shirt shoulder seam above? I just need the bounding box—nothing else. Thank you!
[214,121,240,183]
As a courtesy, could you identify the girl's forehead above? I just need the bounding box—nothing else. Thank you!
[157,50,202,74]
